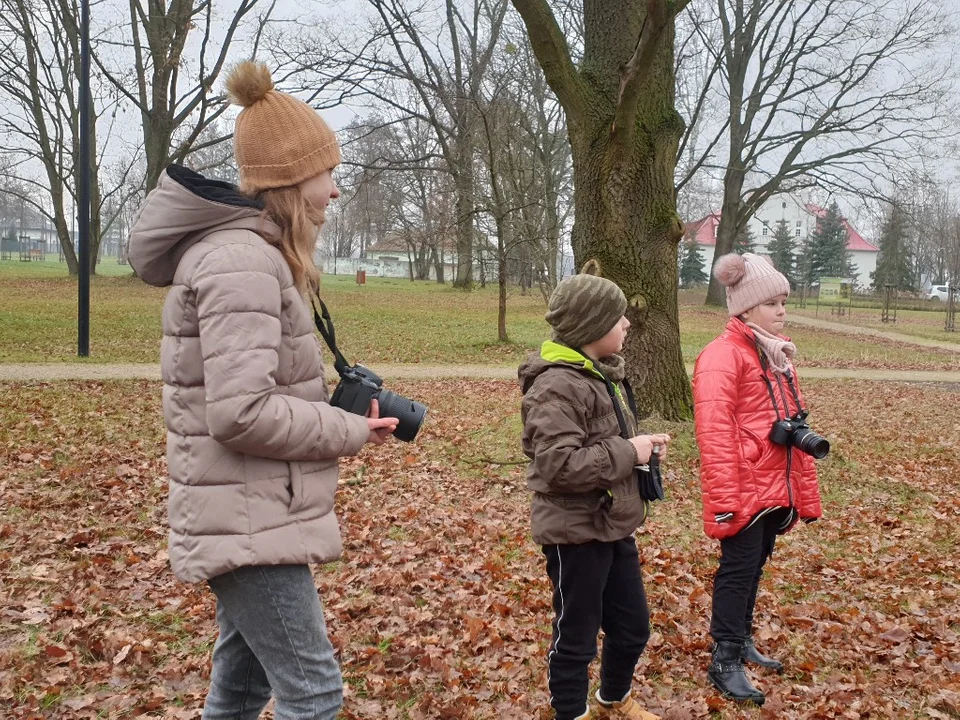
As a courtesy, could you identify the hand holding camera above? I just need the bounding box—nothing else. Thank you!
[331,364,427,442]
[312,295,427,443]
[365,399,398,445]
[630,433,672,465]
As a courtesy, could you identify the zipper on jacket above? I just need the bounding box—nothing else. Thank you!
[774,373,795,507]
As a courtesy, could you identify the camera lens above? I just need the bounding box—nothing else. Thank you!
[376,389,427,442]
[793,427,830,459]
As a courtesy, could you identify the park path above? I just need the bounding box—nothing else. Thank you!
[788,313,960,352]
[2,315,959,384]
[2,362,960,384]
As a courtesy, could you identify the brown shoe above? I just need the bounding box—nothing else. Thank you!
[594,691,661,720]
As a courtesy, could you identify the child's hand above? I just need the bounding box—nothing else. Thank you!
[630,433,672,464]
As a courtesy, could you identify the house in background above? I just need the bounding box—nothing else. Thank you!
[684,193,879,288]
[319,231,499,283]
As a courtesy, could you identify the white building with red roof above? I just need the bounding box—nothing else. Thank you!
[684,193,879,288]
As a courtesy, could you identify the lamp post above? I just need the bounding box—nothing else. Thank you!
[77,0,90,356]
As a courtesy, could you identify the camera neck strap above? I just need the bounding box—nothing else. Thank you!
[607,376,638,441]
[587,359,639,442]
[310,293,350,376]
[592,364,664,499]
[757,347,804,421]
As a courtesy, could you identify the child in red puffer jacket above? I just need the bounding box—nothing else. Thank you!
[693,253,825,706]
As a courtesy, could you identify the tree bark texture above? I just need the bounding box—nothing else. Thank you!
[514,0,692,419]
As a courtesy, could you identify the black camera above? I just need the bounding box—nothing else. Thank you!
[330,364,427,442]
[769,410,830,459]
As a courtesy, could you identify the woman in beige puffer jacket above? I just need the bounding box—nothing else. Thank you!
[128,61,396,720]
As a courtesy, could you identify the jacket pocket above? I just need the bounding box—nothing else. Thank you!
[739,425,766,465]
[593,482,644,533]
[288,462,306,514]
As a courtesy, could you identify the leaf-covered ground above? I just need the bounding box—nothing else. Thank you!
[1,379,959,719]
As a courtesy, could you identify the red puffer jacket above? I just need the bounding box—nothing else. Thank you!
[693,318,823,539]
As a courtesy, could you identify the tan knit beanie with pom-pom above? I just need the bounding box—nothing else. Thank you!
[226,60,341,193]
[714,252,790,316]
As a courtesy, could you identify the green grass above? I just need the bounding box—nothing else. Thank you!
[790,303,960,343]
[1,265,958,369]
[0,256,136,277]
[0,266,547,364]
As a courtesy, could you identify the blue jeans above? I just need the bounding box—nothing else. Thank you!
[202,565,343,720]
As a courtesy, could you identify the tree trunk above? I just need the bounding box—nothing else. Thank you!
[431,246,445,283]
[498,255,508,342]
[494,217,510,342]
[453,164,475,287]
[50,187,78,275]
[705,165,746,306]
[512,0,694,419]
[569,128,689,419]
[567,11,691,419]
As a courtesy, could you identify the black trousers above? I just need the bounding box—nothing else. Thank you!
[710,510,787,643]
[542,536,651,720]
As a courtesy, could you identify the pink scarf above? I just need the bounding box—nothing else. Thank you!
[746,322,796,374]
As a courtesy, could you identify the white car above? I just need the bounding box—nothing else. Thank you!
[928,284,951,301]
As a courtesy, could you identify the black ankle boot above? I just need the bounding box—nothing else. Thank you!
[708,641,765,705]
[741,638,784,673]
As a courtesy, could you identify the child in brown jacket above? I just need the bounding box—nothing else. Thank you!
[519,272,671,720]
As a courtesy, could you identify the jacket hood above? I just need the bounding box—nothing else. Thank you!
[127,165,267,287]
[518,341,606,393]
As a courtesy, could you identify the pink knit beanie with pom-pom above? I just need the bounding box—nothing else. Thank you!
[714,253,790,316]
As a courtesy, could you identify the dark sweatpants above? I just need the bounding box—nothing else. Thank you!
[542,536,651,720]
[710,510,788,643]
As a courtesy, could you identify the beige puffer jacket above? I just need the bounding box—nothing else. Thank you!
[128,165,370,583]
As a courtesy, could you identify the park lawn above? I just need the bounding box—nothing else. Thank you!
[1,378,958,718]
[0,257,136,278]
[0,266,547,365]
[790,304,960,345]
[2,266,960,371]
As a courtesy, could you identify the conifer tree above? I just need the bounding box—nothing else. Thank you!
[806,202,854,284]
[679,239,709,287]
[767,219,797,287]
[871,202,914,291]
[734,224,756,254]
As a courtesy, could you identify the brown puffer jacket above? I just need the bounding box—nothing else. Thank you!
[128,165,370,583]
[519,342,647,545]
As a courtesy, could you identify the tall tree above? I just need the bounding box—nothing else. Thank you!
[766,218,796,287]
[511,0,693,419]
[474,17,574,338]
[675,0,952,306]
[494,23,572,297]
[871,201,914,291]
[805,202,852,283]
[0,0,107,274]
[298,0,510,288]
[96,0,272,193]
[679,238,708,287]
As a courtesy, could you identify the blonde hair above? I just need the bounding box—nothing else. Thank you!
[257,186,321,295]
